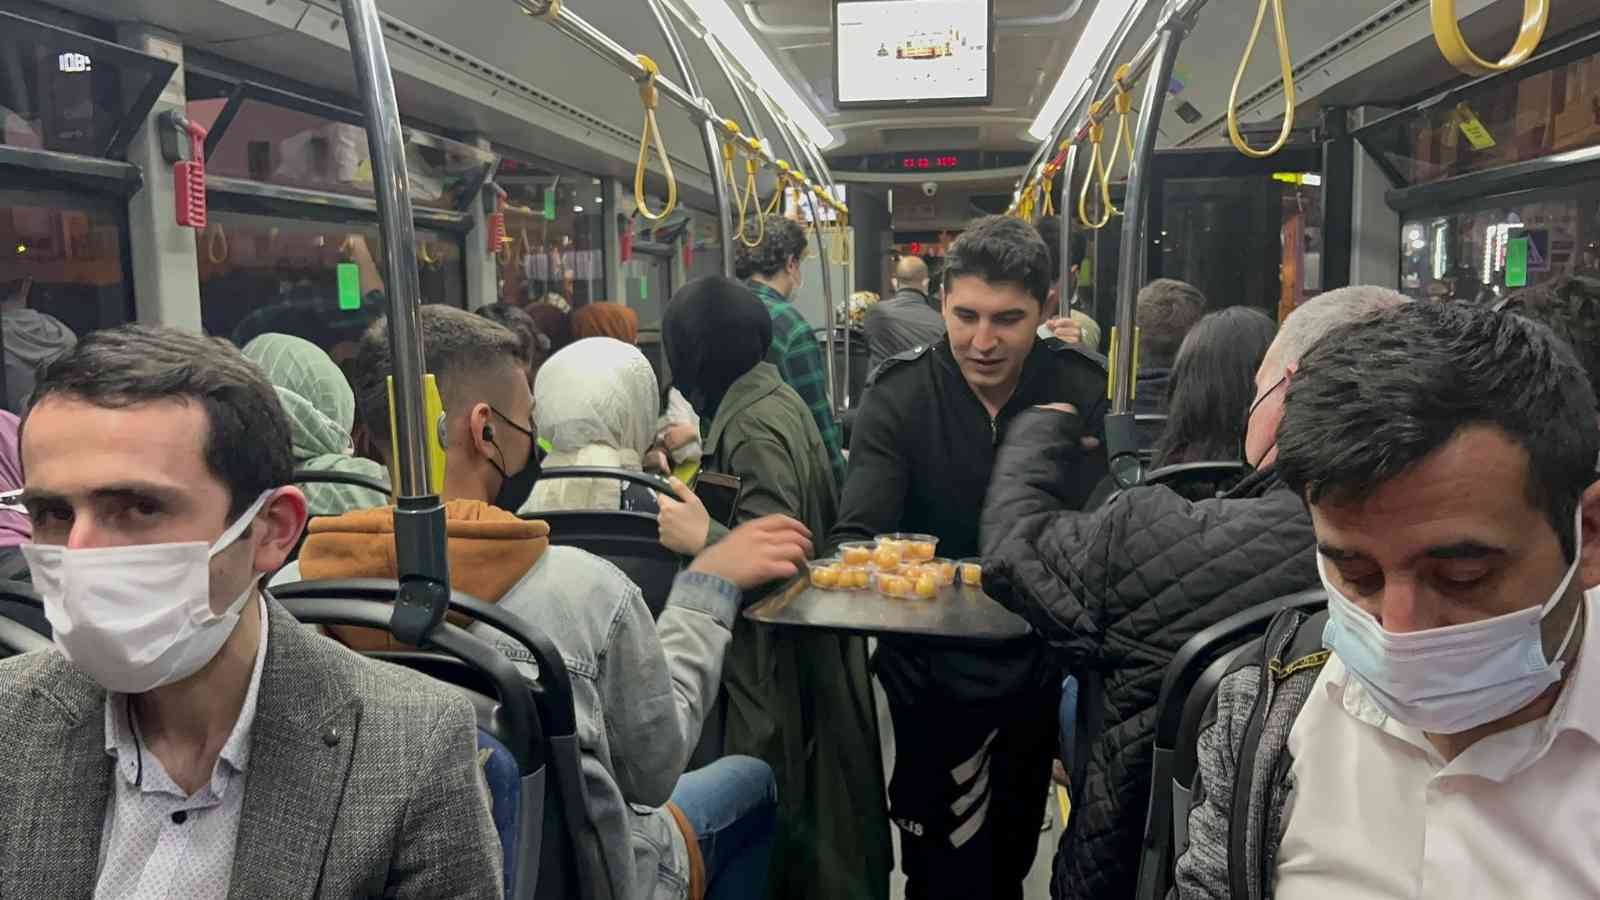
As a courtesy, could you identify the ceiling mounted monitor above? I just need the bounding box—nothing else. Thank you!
[834,0,993,109]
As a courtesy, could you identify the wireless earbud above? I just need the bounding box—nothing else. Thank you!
[483,424,495,441]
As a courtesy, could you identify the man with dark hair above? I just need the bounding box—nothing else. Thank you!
[832,215,1109,900]
[0,324,505,896]
[1133,277,1207,414]
[863,254,945,374]
[736,213,846,483]
[475,302,550,390]
[984,285,1407,900]
[1177,300,1600,899]
[291,305,803,900]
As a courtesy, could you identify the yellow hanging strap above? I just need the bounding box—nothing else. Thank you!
[1109,67,1137,173]
[1042,172,1056,218]
[633,54,677,221]
[765,161,788,215]
[1228,0,1297,159]
[739,157,765,247]
[1431,0,1548,77]
[1079,105,1115,230]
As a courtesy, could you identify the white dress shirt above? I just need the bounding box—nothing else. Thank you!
[1275,590,1600,899]
[94,598,269,900]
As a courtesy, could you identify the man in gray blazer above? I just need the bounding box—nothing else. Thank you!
[0,325,501,898]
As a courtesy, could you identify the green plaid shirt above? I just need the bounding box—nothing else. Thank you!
[747,279,847,483]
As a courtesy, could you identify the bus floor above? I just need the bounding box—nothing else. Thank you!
[870,639,1060,900]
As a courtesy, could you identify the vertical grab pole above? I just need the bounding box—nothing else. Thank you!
[338,0,450,642]
[1059,142,1080,310]
[794,129,852,412]
[645,0,736,278]
[1106,18,1185,487]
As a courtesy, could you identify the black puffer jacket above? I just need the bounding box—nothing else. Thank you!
[981,409,1317,900]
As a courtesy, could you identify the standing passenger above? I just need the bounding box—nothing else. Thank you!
[1,325,504,896]
[737,214,847,484]
[832,216,1110,900]
[863,255,945,375]
[571,301,641,343]
[658,275,891,900]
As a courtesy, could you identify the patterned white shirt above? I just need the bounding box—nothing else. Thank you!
[94,598,269,899]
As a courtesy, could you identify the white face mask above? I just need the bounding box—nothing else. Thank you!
[1320,510,1585,734]
[23,490,274,694]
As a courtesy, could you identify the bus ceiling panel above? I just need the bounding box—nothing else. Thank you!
[1166,0,1600,153]
[0,10,178,160]
[373,0,724,180]
[178,4,720,206]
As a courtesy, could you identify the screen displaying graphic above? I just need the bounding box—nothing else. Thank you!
[835,0,992,107]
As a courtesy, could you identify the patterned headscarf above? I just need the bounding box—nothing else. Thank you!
[242,334,390,517]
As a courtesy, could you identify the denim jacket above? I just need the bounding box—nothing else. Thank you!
[278,528,736,900]
[480,548,738,900]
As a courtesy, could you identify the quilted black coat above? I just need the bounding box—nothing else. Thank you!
[981,409,1318,900]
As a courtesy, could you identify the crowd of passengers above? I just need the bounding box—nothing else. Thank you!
[0,210,1598,900]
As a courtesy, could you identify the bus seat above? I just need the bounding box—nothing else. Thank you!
[285,469,394,563]
[272,581,602,900]
[478,729,525,898]
[522,467,686,618]
[1132,588,1326,900]
[0,579,48,658]
[0,578,48,642]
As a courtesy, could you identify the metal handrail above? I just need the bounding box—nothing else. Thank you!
[338,0,451,644]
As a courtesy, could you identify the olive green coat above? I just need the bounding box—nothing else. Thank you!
[704,362,890,900]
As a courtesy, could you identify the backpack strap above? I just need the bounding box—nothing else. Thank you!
[1226,608,1329,900]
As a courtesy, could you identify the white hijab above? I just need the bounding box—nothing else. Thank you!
[524,337,659,513]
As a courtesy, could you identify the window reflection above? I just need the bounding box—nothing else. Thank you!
[1401,187,1600,304]
[197,211,463,362]
[494,159,605,307]
[1157,174,1324,320]
[186,95,492,210]
[0,191,129,412]
[0,34,126,155]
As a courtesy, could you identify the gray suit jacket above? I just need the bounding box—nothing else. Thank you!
[0,598,503,899]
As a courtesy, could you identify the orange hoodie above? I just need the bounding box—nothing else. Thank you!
[297,499,550,652]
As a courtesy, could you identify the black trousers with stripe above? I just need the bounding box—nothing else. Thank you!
[882,679,1058,900]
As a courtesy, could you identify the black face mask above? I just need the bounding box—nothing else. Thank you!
[1241,375,1287,469]
[488,406,540,514]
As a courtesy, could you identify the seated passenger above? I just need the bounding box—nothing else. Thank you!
[475,302,550,389]
[864,254,945,374]
[656,275,891,900]
[0,409,46,636]
[981,285,1407,900]
[1152,306,1278,469]
[1176,299,1600,899]
[528,294,575,353]
[291,305,804,900]
[2,325,502,895]
[241,333,390,518]
[3,276,76,414]
[571,300,641,343]
[1133,278,1207,425]
[523,337,660,515]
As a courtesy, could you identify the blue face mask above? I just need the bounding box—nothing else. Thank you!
[1320,510,1585,735]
